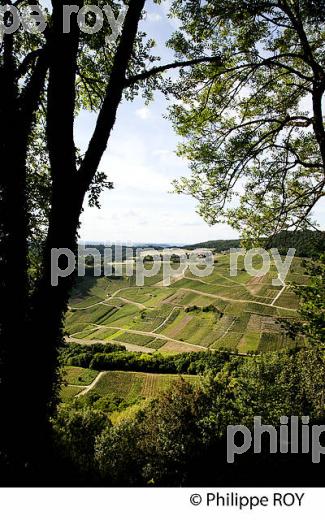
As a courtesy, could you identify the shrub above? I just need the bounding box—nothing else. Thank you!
[94,379,209,485]
[59,342,126,365]
[52,407,110,474]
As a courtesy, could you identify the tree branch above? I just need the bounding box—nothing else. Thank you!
[125,55,222,87]
[16,49,42,79]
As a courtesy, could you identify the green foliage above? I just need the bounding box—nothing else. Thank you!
[52,407,110,474]
[95,418,144,485]
[86,350,231,374]
[95,379,208,485]
[70,390,135,414]
[234,347,325,423]
[168,0,325,241]
[54,344,325,484]
[267,230,325,258]
[184,239,240,251]
[59,342,126,367]
[65,255,304,355]
[63,366,98,386]
[60,386,84,402]
[69,371,198,408]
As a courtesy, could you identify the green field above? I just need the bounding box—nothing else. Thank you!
[61,368,198,407]
[63,366,99,386]
[60,366,99,402]
[65,254,305,355]
[61,385,85,402]
[89,371,198,400]
[62,254,307,411]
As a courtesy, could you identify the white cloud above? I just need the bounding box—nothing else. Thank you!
[99,135,171,193]
[135,106,151,120]
[146,12,162,22]
[152,148,173,158]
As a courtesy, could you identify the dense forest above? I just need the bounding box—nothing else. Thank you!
[185,230,324,257]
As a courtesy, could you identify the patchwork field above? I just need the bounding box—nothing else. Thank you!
[65,253,304,355]
[61,367,198,407]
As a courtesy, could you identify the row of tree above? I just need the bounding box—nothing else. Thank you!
[64,346,232,374]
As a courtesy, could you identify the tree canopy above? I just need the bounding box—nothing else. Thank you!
[167,0,325,242]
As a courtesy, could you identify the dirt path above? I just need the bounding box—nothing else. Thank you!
[151,306,179,333]
[271,282,286,306]
[184,275,275,300]
[216,317,236,343]
[184,276,236,288]
[97,324,207,349]
[65,335,154,353]
[77,372,105,397]
[69,300,108,311]
[72,322,208,351]
[69,287,148,311]
[155,266,188,287]
[114,297,147,309]
[67,384,87,389]
[180,288,294,311]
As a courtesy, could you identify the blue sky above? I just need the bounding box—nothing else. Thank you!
[75,0,324,244]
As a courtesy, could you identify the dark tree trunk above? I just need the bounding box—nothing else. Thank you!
[0,36,48,480]
[25,195,82,478]
[0,0,146,482]
[0,35,31,479]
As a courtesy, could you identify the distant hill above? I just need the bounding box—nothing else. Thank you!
[267,230,325,258]
[183,239,240,252]
[185,230,324,257]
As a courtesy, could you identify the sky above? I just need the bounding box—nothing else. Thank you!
[75,0,240,245]
[75,0,325,245]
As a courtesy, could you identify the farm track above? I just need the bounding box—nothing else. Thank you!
[77,372,105,397]
[180,288,294,311]
[69,287,150,311]
[70,283,294,313]
[151,306,179,333]
[116,297,147,309]
[215,317,237,343]
[69,321,208,351]
[65,335,155,353]
[89,323,208,351]
[184,276,275,300]
[155,266,188,287]
[67,269,296,355]
[271,283,286,306]
[184,276,238,288]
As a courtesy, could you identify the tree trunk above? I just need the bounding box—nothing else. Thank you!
[0,0,146,482]
[24,191,82,480]
[0,36,30,480]
[0,36,48,480]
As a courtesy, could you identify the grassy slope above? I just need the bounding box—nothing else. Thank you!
[63,366,99,386]
[61,369,198,412]
[89,371,198,401]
